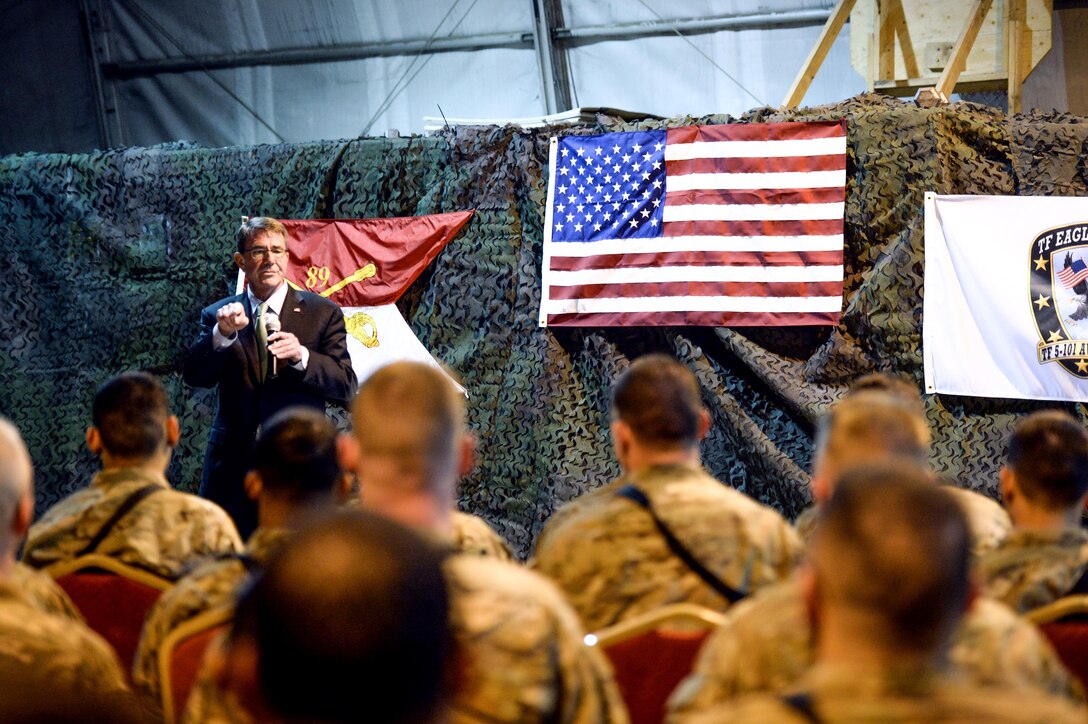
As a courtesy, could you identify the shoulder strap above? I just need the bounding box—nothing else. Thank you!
[1065,563,1088,596]
[76,484,163,557]
[779,692,821,723]
[615,484,748,605]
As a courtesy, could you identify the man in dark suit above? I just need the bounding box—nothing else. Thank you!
[184,217,356,537]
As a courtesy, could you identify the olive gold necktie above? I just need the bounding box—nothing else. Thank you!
[255,302,269,381]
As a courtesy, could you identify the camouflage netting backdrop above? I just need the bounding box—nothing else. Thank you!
[3,93,1088,559]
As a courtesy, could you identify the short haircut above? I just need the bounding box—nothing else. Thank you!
[91,372,170,459]
[611,354,703,448]
[812,462,971,653]
[815,391,930,479]
[351,361,464,488]
[1006,410,1088,511]
[847,372,924,417]
[252,408,341,505]
[0,418,31,530]
[234,509,452,723]
[236,217,287,254]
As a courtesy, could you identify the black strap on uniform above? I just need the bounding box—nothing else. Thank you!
[76,484,163,557]
[1065,564,1088,597]
[780,692,821,723]
[615,484,747,605]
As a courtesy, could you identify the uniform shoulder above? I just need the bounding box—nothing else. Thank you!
[446,555,575,615]
[451,510,514,561]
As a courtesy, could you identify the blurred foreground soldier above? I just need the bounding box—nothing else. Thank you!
[24,372,242,578]
[0,417,135,716]
[979,410,1088,613]
[532,354,802,631]
[668,396,1083,719]
[674,466,1084,723]
[350,361,628,724]
[214,510,453,723]
[133,407,349,709]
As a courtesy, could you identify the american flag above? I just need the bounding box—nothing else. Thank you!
[539,121,847,327]
[1058,258,1088,289]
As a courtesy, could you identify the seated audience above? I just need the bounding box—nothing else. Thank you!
[132,407,348,709]
[667,393,1083,718]
[674,465,1084,723]
[348,361,627,723]
[532,353,802,631]
[205,510,453,723]
[23,372,241,578]
[0,416,134,711]
[979,410,1088,613]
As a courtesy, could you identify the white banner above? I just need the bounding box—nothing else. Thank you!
[923,193,1088,402]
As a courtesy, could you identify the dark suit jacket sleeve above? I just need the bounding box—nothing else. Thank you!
[183,303,230,389]
[298,301,357,404]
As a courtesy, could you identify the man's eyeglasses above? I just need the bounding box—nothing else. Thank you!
[245,247,287,260]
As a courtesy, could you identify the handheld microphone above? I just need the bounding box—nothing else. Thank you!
[264,311,281,378]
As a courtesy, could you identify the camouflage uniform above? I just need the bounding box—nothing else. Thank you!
[979,528,1088,614]
[0,577,131,701]
[132,526,291,707]
[13,562,83,620]
[667,578,1083,719]
[23,467,243,579]
[452,510,514,561]
[532,463,802,632]
[676,662,1085,723]
[794,487,1011,561]
[184,554,629,724]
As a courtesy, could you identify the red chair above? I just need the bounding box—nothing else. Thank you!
[1026,594,1088,693]
[158,606,233,724]
[586,604,726,724]
[47,554,172,673]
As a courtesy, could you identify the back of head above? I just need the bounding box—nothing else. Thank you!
[234,509,452,723]
[811,463,971,655]
[846,372,925,418]
[0,418,31,536]
[1006,410,1088,512]
[252,407,341,506]
[611,354,703,449]
[814,391,930,489]
[91,372,170,459]
[236,217,287,254]
[351,361,464,494]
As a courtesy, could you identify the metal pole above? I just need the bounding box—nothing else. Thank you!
[530,0,572,114]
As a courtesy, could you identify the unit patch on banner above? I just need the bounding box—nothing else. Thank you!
[1030,222,1088,378]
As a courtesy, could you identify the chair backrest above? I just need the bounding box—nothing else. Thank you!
[586,604,726,724]
[47,554,172,673]
[1026,595,1088,693]
[159,606,234,724]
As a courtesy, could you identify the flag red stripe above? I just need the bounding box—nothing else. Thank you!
[546,310,841,327]
[548,280,843,300]
[666,187,845,207]
[549,250,844,271]
[667,121,846,144]
[663,218,844,237]
[666,154,846,175]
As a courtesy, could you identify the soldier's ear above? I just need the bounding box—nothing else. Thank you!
[165,416,181,448]
[11,494,32,539]
[999,466,1016,508]
[336,433,359,475]
[697,408,711,441]
[85,427,102,456]
[799,564,820,633]
[611,419,632,464]
[244,471,263,502]
[458,433,476,479]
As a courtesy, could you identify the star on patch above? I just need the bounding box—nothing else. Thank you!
[1048,329,1065,343]
[1076,359,1088,374]
[1034,294,1051,310]
[1034,256,1049,271]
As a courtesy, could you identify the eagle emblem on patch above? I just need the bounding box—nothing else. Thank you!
[1031,222,1088,378]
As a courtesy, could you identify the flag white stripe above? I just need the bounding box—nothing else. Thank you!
[545,295,843,314]
[548,235,844,257]
[549,265,843,286]
[662,202,844,222]
[666,170,846,191]
[664,136,846,160]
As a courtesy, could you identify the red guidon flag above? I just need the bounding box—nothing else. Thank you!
[539,121,846,327]
[238,211,473,385]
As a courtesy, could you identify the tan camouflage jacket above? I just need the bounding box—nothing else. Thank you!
[132,526,292,706]
[979,528,1088,614]
[667,578,1083,720]
[676,661,1086,723]
[23,467,243,579]
[451,510,515,561]
[13,562,83,621]
[532,463,803,632]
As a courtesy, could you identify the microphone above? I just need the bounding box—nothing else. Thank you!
[264,311,281,378]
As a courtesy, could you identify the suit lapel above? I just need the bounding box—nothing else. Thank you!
[281,287,305,336]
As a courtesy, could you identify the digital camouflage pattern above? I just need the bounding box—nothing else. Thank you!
[532,463,803,632]
[675,662,1086,723]
[23,467,242,579]
[132,526,291,707]
[667,579,1083,719]
[978,528,1088,614]
[452,510,514,561]
[13,562,83,621]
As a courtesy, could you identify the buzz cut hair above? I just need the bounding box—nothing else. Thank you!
[611,354,704,449]
[1006,410,1088,511]
[252,408,342,505]
[91,372,170,459]
[815,390,931,475]
[236,217,288,254]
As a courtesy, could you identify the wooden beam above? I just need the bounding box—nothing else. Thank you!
[781,0,859,108]
[1007,0,1025,114]
[934,0,994,98]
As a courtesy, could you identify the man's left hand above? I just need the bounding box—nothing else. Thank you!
[268,331,304,365]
